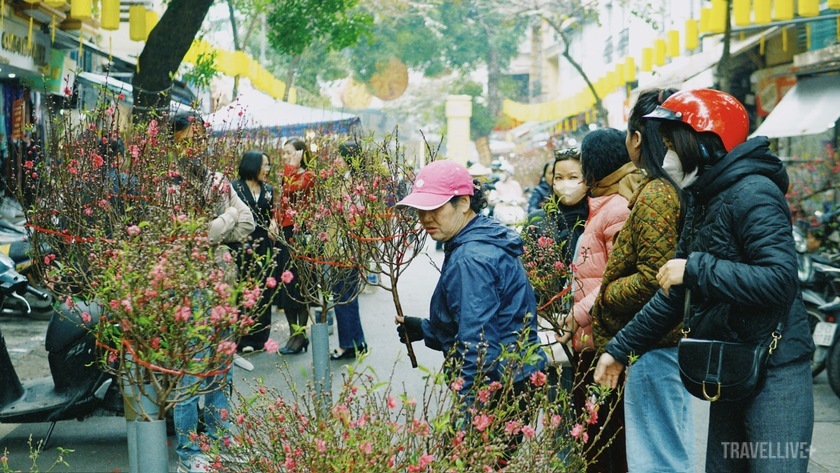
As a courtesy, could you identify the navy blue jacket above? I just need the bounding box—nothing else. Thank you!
[527,180,552,214]
[422,214,547,392]
[606,137,814,368]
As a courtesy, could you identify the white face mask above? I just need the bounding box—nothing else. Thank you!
[662,149,699,189]
[553,179,587,205]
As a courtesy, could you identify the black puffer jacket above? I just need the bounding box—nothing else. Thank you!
[605,137,815,368]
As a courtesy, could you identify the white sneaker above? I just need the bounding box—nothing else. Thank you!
[233,354,254,371]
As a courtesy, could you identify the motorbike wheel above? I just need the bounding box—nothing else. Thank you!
[807,305,828,377]
[827,336,840,399]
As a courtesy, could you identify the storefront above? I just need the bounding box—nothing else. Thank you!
[751,65,840,219]
[0,8,59,202]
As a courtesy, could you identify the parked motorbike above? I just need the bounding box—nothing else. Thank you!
[814,298,840,397]
[795,223,840,377]
[0,211,55,320]
[0,252,124,446]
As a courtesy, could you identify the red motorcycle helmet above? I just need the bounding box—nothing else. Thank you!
[643,89,749,152]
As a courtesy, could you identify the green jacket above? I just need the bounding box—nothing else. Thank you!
[591,177,683,350]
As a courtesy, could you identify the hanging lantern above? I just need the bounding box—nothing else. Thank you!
[830,0,840,9]
[685,19,699,50]
[23,0,38,4]
[732,0,750,26]
[641,47,653,72]
[44,0,66,7]
[699,7,712,33]
[145,10,159,39]
[709,0,727,34]
[806,23,812,50]
[288,88,297,104]
[774,0,793,21]
[129,5,146,41]
[666,30,680,57]
[70,0,92,19]
[614,62,625,85]
[101,0,120,30]
[654,38,666,66]
[753,0,771,23]
[798,0,819,17]
[624,56,636,83]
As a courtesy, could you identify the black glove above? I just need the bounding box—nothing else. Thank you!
[397,317,424,343]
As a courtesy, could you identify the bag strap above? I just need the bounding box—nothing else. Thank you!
[680,288,784,354]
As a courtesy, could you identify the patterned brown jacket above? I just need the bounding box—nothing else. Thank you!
[591,177,684,350]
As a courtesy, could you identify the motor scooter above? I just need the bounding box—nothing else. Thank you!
[795,224,840,376]
[0,252,123,446]
[814,289,840,398]
[0,211,55,319]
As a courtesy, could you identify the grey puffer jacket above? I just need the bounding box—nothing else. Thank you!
[605,137,814,369]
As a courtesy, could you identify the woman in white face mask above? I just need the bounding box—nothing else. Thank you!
[588,88,697,473]
[525,148,589,270]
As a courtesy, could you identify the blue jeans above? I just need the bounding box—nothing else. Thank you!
[174,367,233,463]
[706,360,813,472]
[333,269,365,349]
[624,347,694,473]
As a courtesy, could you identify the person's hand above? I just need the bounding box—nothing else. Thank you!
[656,259,687,296]
[396,316,424,343]
[268,219,280,241]
[594,353,625,389]
[554,312,578,344]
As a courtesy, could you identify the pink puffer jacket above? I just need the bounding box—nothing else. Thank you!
[569,193,631,352]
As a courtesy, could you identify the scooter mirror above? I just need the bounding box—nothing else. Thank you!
[0,253,28,296]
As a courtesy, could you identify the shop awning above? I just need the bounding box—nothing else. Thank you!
[751,74,840,139]
[206,89,360,137]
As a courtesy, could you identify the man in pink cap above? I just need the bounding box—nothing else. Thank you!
[395,159,546,464]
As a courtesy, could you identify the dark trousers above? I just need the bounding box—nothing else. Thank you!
[573,351,627,473]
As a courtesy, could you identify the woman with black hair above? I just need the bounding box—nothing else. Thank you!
[556,127,644,473]
[168,111,254,473]
[588,88,696,472]
[232,150,279,353]
[596,89,814,472]
[276,138,316,355]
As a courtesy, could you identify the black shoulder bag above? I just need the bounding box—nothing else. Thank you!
[677,290,784,402]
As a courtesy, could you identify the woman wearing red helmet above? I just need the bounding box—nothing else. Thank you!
[595,89,814,472]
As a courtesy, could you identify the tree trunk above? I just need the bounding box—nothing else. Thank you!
[283,55,301,101]
[227,0,241,99]
[132,0,214,121]
[475,136,493,166]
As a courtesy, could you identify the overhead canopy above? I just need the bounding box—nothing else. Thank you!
[751,74,840,139]
[206,90,360,137]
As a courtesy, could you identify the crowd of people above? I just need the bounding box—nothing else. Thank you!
[163,85,815,472]
[395,87,814,473]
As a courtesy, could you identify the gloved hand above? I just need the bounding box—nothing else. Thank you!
[397,316,424,343]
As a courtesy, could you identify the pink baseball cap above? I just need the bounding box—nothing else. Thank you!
[396,160,474,210]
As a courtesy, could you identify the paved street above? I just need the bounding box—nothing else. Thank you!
[0,240,838,472]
